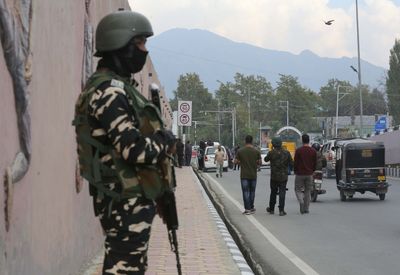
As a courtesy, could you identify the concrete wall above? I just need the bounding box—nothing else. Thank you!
[0,1,171,274]
[369,130,400,165]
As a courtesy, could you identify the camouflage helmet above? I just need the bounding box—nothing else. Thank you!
[95,10,153,55]
[271,137,282,148]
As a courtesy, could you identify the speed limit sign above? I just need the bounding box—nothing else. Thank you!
[177,101,192,126]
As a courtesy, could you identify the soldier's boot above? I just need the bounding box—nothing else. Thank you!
[266,207,274,214]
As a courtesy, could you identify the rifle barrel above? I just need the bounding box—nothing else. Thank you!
[171,229,182,275]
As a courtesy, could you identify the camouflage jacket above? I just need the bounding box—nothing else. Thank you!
[264,148,294,182]
[86,74,164,195]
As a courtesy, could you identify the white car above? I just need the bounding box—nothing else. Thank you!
[322,140,336,178]
[260,148,270,168]
[203,145,229,172]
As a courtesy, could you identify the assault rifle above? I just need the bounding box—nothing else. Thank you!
[150,83,182,275]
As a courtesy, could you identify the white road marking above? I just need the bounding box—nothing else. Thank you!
[205,173,320,275]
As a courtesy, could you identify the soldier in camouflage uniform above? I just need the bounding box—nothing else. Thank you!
[74,11,173,274]
[264,137,294,216]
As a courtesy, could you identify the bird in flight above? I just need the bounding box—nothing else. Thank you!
[324,19,335,25]
[350,65,358,73]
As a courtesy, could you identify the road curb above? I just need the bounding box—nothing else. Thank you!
[191,169,254,275]
[194,169,266,275]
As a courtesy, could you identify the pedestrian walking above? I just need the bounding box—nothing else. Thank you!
[235,135,261,215]
[214,145,225,178]
[185,140,192,166]
[73,10,175,274]
[294,134,317,214]
[233,145,240,170]
[264,137,293,216]
[198,140,206,170]
[176,139,184,168]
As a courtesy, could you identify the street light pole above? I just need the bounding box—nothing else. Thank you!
[194,120,197,145]
[248,90,251,128]
[336,86,340,137]
[218,100,221,142]
[232,107,236,148]
[201,109,236,147]
[336,85,351,137]
[279,100,289,126]
[286,100,289,126]
[355,0,364,136]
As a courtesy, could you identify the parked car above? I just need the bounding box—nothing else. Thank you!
[322,140,336,178]
[260,148,270,168]
[203,145,229,172]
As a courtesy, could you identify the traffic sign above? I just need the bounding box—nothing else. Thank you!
[178,101,192,126]
[375,116,387,132]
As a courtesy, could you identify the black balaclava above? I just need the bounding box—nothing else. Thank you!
[97,38,148,77]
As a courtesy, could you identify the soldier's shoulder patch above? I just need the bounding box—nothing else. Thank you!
[110,79,124,90]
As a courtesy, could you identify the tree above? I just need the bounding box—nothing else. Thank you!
[275,75,320,132]
[319,79,353,116]
[364,88,387,115]
[170,73,216,143]
[215,73,276,145]
[386,39,400,125]
[319,79,387,117]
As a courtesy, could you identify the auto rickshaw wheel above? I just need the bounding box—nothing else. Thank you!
[379,194,386,201]
[340,190,346,201]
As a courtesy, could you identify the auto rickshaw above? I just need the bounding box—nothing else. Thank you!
[333,138,388,201]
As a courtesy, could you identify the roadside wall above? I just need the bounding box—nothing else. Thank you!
[368,130,400,165]
[0,1,170,274]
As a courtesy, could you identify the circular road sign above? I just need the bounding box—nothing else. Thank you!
[180,103,191,113]
[179,114,190,125]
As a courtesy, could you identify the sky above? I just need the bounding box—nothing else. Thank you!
[129,0,400,68]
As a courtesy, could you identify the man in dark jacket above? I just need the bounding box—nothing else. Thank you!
[264,137,294,216]
[294,134,317,214]
[233,145,241,170]
[176,139,184,168]
[198,140,206,170]
[235,135,261,215]
[185,140,192,166]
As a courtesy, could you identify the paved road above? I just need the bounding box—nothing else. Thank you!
[200,168,400,275]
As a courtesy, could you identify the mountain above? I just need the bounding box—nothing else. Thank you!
[147,28,386,99]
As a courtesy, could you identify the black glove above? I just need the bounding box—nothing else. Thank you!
[152,130,176,149]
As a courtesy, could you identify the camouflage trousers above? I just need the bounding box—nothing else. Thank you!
[95,195,156,275]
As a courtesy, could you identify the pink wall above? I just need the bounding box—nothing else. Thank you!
[0,1,135,274]
[369,130,400,165]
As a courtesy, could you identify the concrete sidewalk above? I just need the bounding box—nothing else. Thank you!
[85,167,248,275]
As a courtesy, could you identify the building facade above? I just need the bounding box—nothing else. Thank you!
[0,1,171,274]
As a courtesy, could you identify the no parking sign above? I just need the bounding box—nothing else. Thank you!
[178,101,192,126]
